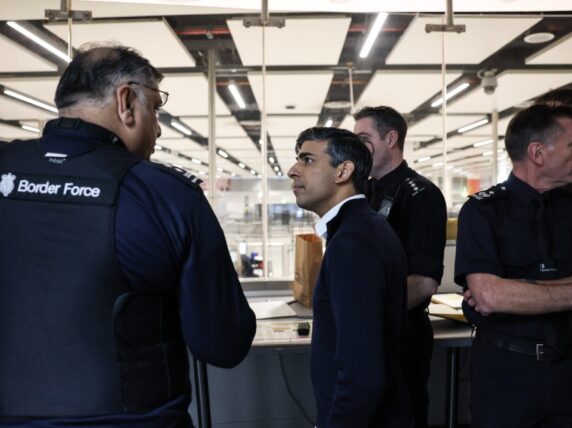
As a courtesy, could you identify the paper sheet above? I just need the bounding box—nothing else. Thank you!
[249,300,298,320]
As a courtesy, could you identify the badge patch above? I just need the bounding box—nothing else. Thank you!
[0,173,16,197]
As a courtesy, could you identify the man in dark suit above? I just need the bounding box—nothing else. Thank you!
[288,127,412,427]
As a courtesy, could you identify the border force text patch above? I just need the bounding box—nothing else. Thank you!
[0,172,117,205]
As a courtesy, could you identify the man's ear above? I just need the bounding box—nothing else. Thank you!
[116,85,135,127]
[385,129,399,149]
[334,160,355,184]
[527,141,545,166]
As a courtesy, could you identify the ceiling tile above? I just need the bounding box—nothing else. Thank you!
[45,19,195,68]
[180,115,247,138]
[447,71,572,113]
[386,16,540,64]
[158,74,230,117]
[0,96,56,121]
[408,114,483,137]
[0,123,41,141]
[227,17,350,66]
[526,33,572,65]
[357,71,460,114]
[266,115,318,139]
[0,33,57,72]
[248,71,333,114]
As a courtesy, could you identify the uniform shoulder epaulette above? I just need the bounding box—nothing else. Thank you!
[403,177,426,197]
[469,184,508,201]
[150,161,203,191]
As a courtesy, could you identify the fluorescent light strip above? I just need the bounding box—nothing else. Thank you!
[325,119,333,127]
[269,156,275,164]
[4,89,58,113]
[458,118,489,134]
[170,120,192,136]
[359,13,388,58]
[238,162,246,169]
[218,149,229,158]
[417,156,432,163]
[7,21,71,63]
[155,144,163,151]
[229,83,246,109]
[250,169,257,175]
[431,82,470,108]
[473,139,493,147]
[21,124,40,133]
[191,158,202,165]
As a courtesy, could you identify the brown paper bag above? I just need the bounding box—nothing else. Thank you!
[290,233,323,309]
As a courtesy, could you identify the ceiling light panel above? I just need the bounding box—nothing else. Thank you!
[248,71,333,114]
[0,123,41,140]
[0,96,56,121]
[408,114,483,137]
[462,115,514,136]
[227,17,351,66]
[447,71,572,114]
[357,71,460,114]
[160,74,230,116]
[0,78,59,105]
[526,33,572,64]
[0,33,57,72]
[45,19,195,68]
[180,116,247,138]
[386,16,540,64]
[266,115,319,140]
[216,137,257,151]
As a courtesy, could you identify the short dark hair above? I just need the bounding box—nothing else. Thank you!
[534,88,572,107]
[55,44,163,109]
[295,127,372,194]
[505,104,572,162]
[353,106,408,151]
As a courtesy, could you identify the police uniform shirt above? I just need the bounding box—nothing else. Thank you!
[455,172,572,354]
[367,160,447,302]
[0,119,256,427]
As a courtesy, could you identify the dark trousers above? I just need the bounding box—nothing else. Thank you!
[401,310,433,428]
[470,338,572,428]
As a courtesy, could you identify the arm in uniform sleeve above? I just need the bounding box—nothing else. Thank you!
[464,273,572,315]
[177,195,256,367]
[454,199,572,315]
[326,235,389,426]
[116,164,255,368]
[403,184,447,307]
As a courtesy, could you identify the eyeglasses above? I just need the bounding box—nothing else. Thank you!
[127,81,169,107]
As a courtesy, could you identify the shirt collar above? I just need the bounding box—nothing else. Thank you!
[314,194,365,239]
[506,172,540,205]
[372,160,409,191]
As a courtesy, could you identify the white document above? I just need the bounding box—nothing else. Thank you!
[431,293,464,309]
[249,300,298,320]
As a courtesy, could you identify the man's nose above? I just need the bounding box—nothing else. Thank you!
[287,163,298,179]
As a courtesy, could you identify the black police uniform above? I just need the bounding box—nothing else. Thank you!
[0,118,256,427]
[455,172,572,427]
[366,160,447,428]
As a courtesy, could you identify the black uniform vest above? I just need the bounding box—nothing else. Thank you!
[0,137,189,417]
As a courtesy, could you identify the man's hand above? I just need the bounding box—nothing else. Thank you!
[463,287,491,316]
